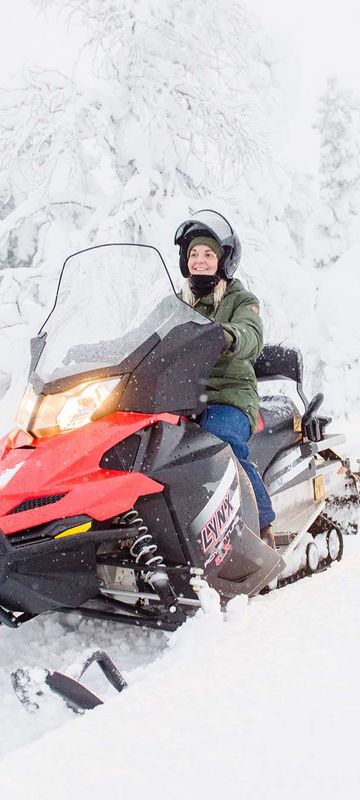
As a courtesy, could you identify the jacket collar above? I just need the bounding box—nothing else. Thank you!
[194,278,244,305]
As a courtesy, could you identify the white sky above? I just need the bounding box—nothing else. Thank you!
[253,0,360,92]
[0,0,360,168]
[0,1,85,82]
[253,0,360,165]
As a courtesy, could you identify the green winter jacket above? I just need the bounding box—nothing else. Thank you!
[182,279,263,433]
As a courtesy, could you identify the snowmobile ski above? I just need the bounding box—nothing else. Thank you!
[11,649,127,713]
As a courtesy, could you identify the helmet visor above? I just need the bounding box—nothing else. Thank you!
[175,209,233,247]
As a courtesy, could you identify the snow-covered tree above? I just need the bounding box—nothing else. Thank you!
[312,77,360,269]
[0,0,296,417]
[1,0,285,261]
[0,68,102,270]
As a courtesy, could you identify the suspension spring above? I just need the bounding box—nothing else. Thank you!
[119,509,186,621]
[120,509,166,588]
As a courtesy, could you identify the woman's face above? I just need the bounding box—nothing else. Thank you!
[187,244,218,276]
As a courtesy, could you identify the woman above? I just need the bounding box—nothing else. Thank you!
[174,209,275,548]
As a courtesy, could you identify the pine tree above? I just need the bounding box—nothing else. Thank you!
[313,76,360,268]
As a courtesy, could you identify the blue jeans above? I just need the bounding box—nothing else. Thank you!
[197,404,275,530]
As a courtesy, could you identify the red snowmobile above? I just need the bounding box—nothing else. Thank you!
[0,244,358,641]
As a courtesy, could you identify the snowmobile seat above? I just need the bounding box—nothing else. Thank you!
[249,344,305,476]
[248,396,302,477]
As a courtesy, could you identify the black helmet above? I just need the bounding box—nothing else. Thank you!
[174,209,241,279]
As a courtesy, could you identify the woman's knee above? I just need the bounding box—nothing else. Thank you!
[198,404,250,457]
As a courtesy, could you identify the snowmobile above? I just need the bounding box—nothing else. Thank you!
[0,243,358,648]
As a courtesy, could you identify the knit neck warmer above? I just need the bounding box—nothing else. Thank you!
[182,277,228,309]
[189,273,221,298]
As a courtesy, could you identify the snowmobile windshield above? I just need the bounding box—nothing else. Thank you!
[33,244,184,384]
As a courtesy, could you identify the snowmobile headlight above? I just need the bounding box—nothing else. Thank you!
[29,378,120,438]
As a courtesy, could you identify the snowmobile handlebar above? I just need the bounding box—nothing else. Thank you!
[301,392,330,442]
[302,393,324,429]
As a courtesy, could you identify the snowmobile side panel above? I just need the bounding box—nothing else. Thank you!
[99,419,239,566]
[0,473,163,535]
[264,445,316,495]
[133,493,189,566]
[132,421,246,564]
[94,419,282,601]
[128,420,283,595]
[272,490,325,538]
[207,469,285,597]
[0,412,175,534]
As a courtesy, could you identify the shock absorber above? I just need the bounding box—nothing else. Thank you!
[120,509,185,619]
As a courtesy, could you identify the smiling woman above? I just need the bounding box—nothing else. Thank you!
[175,209,276,546]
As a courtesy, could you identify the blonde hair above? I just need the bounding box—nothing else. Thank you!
[181,278,227,310]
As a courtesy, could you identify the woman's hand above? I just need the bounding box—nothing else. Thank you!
[222,329,235,352]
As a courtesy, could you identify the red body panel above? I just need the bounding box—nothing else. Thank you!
[0,411,178,535]
[255,411,265,433]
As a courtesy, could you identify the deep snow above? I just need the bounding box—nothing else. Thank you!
[0,533,359,799]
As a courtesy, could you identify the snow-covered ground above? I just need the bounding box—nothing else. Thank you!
[1,531,359,799]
